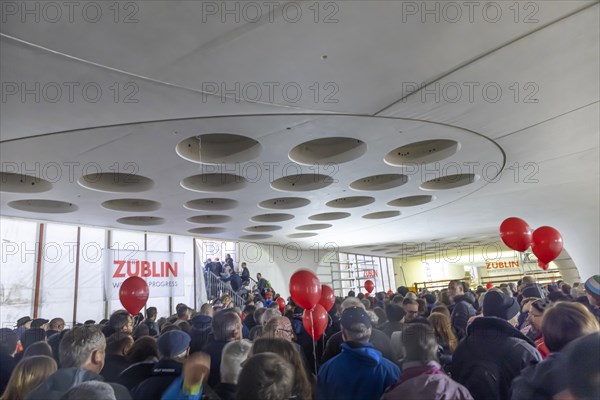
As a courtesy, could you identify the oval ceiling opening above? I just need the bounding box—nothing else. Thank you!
[240,234,273,240]
[350,174,408,191]
[271,174,333,192]
[188,227,226,235]
[245,225,282,232]
[78,173,154,193]
[117,216,165,226]
[288,233,318,238]
[289,137,367,165]
[9,199,78,213]
[258,197,310,210]
[176,133,262,164]
[420,173,477,190]
[102,199,161,212]
[181,173,247,192]
[296,223,332,231]
[186,215,232,224]
[0,172,53,193]
[385,139,459,166]
[387,195,434,207]
[184,198,238,211]
[326,196,375,208]
[308,212,351,221]
[362,211,401,219]
[250,213,295,223]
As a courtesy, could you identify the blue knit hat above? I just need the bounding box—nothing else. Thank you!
[584,275,600,298]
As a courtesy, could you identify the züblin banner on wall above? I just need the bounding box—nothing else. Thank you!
[104,249,185,300]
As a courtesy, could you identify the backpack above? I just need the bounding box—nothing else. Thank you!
[459,359,502,400]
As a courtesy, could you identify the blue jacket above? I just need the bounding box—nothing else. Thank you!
[317,342,400,400]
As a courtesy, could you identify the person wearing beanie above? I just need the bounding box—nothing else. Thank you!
[584,275,600,322]
[451,290,542,400]
[131,330,191,400]
[317,307,400,400]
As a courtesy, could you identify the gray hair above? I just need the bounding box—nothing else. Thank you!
[261,308,281,325]
[60,381,116,400]
[59,326,106,368]
[220,339,252,384]
[341,297,364,312]
[342,324,371,342]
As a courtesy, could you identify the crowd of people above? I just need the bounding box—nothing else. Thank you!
[1,274,599,400]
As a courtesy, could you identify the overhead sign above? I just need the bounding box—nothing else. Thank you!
[486,260,520,270]
[104,249,185,300]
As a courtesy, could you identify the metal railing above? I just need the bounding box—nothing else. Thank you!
[204,270,246,308]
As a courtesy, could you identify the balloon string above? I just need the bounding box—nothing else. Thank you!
[311,310,317,374]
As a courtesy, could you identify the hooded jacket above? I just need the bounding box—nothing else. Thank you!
[451,317,542,400]
[449,294,477,340]
[317,342,400,400]
[24,367,132,400]
[381,361,473,400]
[510,352,567,400]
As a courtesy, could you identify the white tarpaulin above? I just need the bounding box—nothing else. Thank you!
[104,249,185,300]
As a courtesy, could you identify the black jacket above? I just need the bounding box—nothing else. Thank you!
[117,359,157,390]
[451,317,542,400]
[131,359,182,400]
[510,352,567,400]
[202,339,230,388]
[24,367,132,400]
[101,354,131,383]
[449,294,476,340]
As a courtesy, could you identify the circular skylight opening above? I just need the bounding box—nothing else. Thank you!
[78,173,154,193]
[271,174,333,192]
[362,211,401,219]
[181,173,247,192]
[186,215,232,224]
[176,133,262,164]
[250,213,295,222]
[117,216,165,226]
[101,199,161,212]
[350,174,408,191]
[296,224,332,231]
[258,197,311,210]
[288,233,318,238]
[385,139,459,166]
[184,198,239,211]
[289,137,367,165]
[8,199,78,213]
[326,196,375,208]
[188,227,226,234]
[245,225,282,232]
[387,195,434,207]
[308,212,351,221]
[0,172,52,193]
[420,174,477,190]
[240,234,273,240]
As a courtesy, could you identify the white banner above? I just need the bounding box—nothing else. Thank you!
[104,249,185,300]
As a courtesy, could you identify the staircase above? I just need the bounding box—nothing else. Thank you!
[204,270,246,308]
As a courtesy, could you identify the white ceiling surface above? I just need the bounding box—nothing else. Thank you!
[1,1,599,278]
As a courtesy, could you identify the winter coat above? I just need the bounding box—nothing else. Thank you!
[451,317,542,400]
[321,328,395,365]
[510,353,568,400]
[131,359,182,400]
[24,367,132,400]
[449,294,477,340]
[317,342,400,400]
[381,361,473,400]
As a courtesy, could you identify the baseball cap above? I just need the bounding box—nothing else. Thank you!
[341,307,372,331]
[157,330,191,358]
[16,316,32,327]
[31,318,49,329]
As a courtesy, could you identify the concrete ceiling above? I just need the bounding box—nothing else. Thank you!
[1,1,598,278]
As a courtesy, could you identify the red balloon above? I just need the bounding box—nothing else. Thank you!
[532,226,563,264]
[319,285,335,312]
[289,270,321,310]
[119,276,149,315]
[387,290,394,296]
[538,260,549,271]
[364,280,374,294]
[486,283,493,289]
[276,297,286,313]
[500,217,533,252]
[364,292,370,298]
[302,304,328,341]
